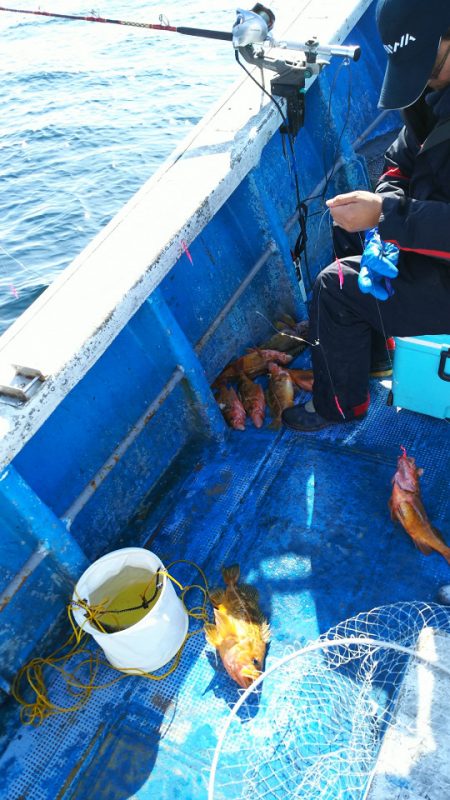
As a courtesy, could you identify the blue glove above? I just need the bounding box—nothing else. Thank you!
[358,228,399,301]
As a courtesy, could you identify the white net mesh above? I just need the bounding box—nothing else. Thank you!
[208,601,450,800]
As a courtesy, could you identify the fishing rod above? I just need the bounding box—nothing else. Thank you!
[1,2,361,137]
[0,5,233,41]
[0,4,361,63]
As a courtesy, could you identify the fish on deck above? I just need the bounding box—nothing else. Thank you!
[214,384,246,431]
[287,367,314,393]
[389,449,450,566]
[266,361,295,429]
[204,564,270,689]
[237,372,265,428]
[258,317,310,358]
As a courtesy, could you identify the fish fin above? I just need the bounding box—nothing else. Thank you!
[395,501,412,524]
[414,540,434,556]
[222,564,240,586]
[238,584,260,603]
[432,526,447,544]
[208,588,225,607]
[260,621,271,643]
[204,623,222,648]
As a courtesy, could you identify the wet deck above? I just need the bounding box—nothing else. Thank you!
[1,377,450,800]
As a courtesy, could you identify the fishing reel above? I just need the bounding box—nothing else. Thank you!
[232,5,361,137]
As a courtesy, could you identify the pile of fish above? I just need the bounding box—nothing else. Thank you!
[212,316,313,430]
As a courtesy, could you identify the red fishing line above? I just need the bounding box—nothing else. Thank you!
[336,255,344,290]
[181,240,193,265]
[333,395,345,419]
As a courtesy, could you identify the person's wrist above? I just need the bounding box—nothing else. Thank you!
[373,194,383,226]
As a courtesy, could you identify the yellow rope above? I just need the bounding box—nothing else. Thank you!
[12,559,211,725]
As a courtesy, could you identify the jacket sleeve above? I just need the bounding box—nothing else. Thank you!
[376,126,450,261]
[378,195,450,261]
[374,125,417,199]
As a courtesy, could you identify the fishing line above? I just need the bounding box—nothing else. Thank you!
[305,206,334,273]
[350,228,395,375]
[0,242,34,274]
[234,51,354,304]
[254,310,318,348]
[315,277,346,420]
[234,50,312,294]
[320,59,353,206]
[315,220,395,420]
[302,58,354,208]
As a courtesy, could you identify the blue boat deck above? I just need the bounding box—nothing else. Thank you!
[1,378,449,800]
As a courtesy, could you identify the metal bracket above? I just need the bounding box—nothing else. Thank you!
[0,365,46,407]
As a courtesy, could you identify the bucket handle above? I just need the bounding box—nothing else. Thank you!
[438,348,450,382]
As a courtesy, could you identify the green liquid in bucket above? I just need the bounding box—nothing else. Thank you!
[89,566,161,633]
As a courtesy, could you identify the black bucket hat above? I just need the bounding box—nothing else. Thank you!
[377,0,450,109]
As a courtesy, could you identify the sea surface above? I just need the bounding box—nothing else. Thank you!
[0,0,240,333]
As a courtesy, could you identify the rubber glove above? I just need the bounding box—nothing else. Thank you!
[358,227,399,301]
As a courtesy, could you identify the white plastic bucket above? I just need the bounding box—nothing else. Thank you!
[72,547,189,672]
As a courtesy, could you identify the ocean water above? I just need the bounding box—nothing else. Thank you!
[0,0,239,333]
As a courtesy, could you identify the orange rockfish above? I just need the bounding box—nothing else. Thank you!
[237,372,265,428]
[266,361,295,428]
[215,384,246,431]
[205,564,270,689]
[389,449,450,565]
[287,368,314,393]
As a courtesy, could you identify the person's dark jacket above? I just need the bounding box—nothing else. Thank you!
[377,86,450,264]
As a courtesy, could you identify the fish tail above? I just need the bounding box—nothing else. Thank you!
[208,588,225,607]
[222,564,240,586]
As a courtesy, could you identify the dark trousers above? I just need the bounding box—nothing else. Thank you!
[310,253,450,421]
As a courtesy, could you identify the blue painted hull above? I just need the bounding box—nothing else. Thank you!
[1,2,449,797]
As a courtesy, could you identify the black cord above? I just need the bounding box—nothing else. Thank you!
[235,50,313,294]
[234,50,354,296]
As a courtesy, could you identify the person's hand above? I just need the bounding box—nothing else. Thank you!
[326,191,383,232]
[358,228,399,301]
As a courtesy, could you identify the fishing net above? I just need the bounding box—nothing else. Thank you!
[208,601,450,800]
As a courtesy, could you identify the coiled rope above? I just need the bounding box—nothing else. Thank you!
[12,559,210,726]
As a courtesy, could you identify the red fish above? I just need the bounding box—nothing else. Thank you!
[215,384,246,431]
[237,372,265,428]
[389,449,450,565]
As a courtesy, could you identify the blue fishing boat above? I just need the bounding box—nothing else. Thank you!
[1,1,450,798]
